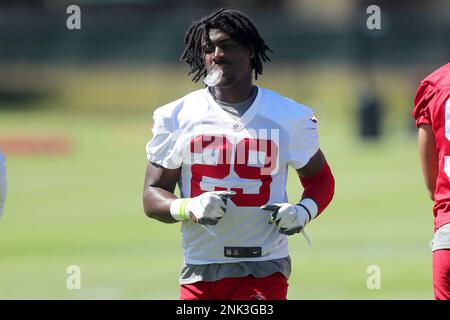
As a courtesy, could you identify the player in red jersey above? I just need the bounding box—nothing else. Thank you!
[412,62,450,300]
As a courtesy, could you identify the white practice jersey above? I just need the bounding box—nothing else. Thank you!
[146,86,319,264]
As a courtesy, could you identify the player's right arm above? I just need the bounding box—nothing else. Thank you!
[143,162,235,224]
[418,124,438,201]
[143,162,181,223]
[413,79,440,202]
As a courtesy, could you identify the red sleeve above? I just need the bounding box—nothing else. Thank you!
[412,81,435,127]
[300,162,335,216]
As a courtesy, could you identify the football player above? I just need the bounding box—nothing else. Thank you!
[413,62,450,300]
[143,8,335,300]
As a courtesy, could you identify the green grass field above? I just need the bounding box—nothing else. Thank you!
[0,65,435,299]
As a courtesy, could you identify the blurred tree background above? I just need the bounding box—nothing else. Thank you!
[0,0,448,114]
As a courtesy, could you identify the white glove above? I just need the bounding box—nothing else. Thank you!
[260,199,318,236]
[170,191,236,225]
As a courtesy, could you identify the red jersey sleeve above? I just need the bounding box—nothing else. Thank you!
[412,81,435,127]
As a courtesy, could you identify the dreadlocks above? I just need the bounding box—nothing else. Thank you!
[180,8,272,83]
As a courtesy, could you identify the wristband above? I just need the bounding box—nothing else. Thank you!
[298,198,318,223]
[170,198,191,221]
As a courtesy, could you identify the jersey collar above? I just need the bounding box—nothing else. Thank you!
[203,85,263,127]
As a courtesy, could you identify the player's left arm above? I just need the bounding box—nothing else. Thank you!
[261,149,335,235]
[418,124,438,201]
[296,148,335,217]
